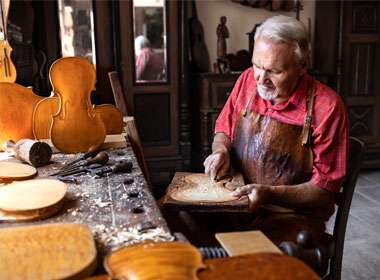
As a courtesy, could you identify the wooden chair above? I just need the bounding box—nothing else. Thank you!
[123,116,152,187]
[324,136,365,280]
[108,71,128,116]
[108,71,152,188]
[280,137,365,280]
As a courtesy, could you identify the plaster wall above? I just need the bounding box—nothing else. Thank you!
[196,0,316,70]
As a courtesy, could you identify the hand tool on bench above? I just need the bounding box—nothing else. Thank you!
[95,160,133,176]
[50,151,109,176]
[60,147,99,170]
[52,163,107,177]
[53,160,132,178]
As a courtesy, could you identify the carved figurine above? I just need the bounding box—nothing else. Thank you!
[216,16,229,59]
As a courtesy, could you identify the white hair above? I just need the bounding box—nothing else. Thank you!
[134,35,151,55]
[254,15,310,66]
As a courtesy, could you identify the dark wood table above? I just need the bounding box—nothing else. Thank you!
[0,142,173,258]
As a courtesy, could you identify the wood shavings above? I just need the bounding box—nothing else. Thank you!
[94,198,111,208]
[92,224,174,251]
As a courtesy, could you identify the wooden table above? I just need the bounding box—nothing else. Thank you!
[0,142,173,258]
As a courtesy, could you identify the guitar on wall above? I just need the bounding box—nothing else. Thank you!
[0,0,16,83]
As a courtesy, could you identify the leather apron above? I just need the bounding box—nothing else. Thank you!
[227,81,330,246]
[231,81,315,187]
[162,80,328,247]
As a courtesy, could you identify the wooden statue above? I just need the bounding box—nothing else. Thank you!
[217,16,229,59]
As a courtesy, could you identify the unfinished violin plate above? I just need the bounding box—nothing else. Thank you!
[163,172,249,212]
[0,178,66,211]
[0,162,37,182]
[0,83,43,147]
[171,174,237,203]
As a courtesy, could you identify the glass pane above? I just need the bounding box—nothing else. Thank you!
[57,0,96,65]
[133,0,167,83]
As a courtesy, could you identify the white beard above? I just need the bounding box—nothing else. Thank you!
[257,84,279,101]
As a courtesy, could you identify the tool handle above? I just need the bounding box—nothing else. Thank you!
[95,161,133,176]
[64,148,99,168]
[84,151,109,166]
[112,161,133,173]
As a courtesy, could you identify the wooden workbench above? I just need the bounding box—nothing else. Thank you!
[0,142,173,258]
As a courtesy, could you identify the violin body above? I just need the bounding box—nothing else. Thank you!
[0,39,16,82]
[105,242,204,280]
[33,97,123,140]
[0,82,43,146]
[46,57,106,153]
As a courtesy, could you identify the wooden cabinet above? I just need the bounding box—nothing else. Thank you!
[192,72,240,171]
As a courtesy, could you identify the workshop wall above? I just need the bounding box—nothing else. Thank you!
[196,0,316,69]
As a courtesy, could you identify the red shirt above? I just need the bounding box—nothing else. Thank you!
[136,48,164,81]
[215,68,349,193]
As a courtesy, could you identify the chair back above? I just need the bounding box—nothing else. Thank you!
[328,136,365,280]
[108,71,128,116]
[108,71,152,188]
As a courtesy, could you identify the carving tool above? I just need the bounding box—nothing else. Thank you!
[53,151,109,175]
[60,147,99,170]
[95,160,133,176]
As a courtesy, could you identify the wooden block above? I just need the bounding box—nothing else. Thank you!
[215,230,283,256]
[0,223,97,280]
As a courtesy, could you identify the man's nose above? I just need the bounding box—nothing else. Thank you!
[257,69,269,84]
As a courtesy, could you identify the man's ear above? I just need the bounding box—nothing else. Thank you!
[300,52,311,75]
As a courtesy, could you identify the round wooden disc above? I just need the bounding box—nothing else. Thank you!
[0,179,67,211]
[0,199,64,222]
[0,162,37,181]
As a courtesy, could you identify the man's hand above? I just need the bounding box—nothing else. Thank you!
[232,184,271,212]
[232,181,335,212]
[204,133,231,181]
[204,150,230,181]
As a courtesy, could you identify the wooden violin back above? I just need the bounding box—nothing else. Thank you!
[0,83,42,146]
[48,57,106,153]
[33,98,123,140]
[33,57,123,147]
[104,241,205,280]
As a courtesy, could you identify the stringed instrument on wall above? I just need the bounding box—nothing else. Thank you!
[0,0,16,83]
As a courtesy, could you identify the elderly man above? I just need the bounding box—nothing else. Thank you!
[134,35,165,81]
[202,15,348,244]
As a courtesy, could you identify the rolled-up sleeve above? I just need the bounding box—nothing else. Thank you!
[310,88,349,193]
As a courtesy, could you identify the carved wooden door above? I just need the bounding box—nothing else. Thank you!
[340,1,380,167]
[118,1,187,185]
[314,0,380,168]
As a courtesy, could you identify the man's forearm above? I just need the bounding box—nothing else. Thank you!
[212,133,231,153]
[265,180,335,209]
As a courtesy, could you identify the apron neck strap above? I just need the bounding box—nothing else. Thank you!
[301,80,316,147]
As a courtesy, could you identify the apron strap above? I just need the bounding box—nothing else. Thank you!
[301,81,316,147]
